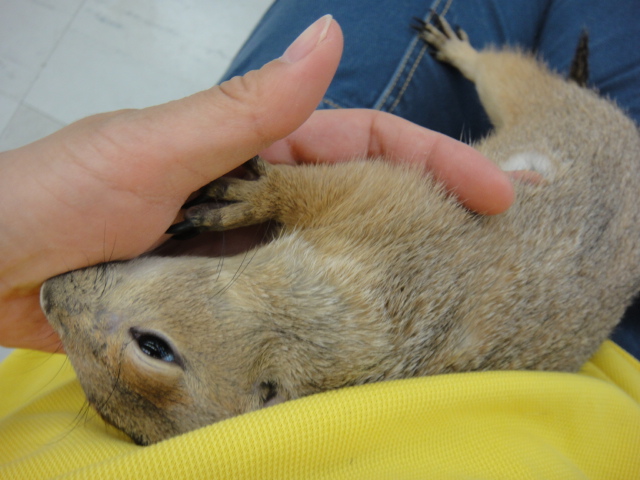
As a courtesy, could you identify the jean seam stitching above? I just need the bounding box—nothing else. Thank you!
[388,45,428,113]
[375,35,422,110]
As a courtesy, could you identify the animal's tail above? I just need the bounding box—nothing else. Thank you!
[568,29,589,87]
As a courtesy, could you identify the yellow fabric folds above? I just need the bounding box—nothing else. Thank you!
[1,340,638,479]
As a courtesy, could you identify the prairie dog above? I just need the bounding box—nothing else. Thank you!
[41,17,640,446]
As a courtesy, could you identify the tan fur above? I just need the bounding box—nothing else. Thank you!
[41,18,640,445]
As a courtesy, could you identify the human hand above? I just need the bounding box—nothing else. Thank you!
[0,15,342,352]
[261,108,514,215]
[0,16,513,353]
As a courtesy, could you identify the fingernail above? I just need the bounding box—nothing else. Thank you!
[281,14,333,63]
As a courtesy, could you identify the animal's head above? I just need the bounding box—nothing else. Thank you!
[40,256,287,445]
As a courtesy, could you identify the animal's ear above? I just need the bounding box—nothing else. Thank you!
[255,379,287,408]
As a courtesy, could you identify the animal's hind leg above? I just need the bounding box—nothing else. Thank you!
[416,15,481,83]
[417,14,560,130]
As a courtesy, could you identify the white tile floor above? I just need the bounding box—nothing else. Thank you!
[0,0,273,362]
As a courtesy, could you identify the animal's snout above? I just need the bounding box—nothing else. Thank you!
[39,272,76,313]
[39,266,108,329]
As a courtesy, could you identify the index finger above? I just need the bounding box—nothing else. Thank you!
[260,109,514,214]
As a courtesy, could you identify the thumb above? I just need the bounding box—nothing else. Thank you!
[0,15,343,281]
[91,15,343,197]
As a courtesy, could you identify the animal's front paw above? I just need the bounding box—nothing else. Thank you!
[167,157,276,238]
[413,14,479,80]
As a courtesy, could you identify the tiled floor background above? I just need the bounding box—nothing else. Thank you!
[0,0,273,362]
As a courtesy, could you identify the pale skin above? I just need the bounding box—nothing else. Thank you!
[0,16,515,352]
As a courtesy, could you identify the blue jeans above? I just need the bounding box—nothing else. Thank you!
[220,0,640,359]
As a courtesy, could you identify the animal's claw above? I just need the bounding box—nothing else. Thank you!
[166,220,199,239]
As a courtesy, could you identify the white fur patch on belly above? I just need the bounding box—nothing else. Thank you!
[501,152,555,179]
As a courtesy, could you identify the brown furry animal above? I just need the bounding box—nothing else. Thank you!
[41,16,640,445]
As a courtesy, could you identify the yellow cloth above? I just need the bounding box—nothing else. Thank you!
[0,340,638,479]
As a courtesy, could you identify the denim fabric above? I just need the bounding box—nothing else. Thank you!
[220,0,640,358]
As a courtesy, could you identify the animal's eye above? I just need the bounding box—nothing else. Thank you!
[138,334,175,362]
[131,330,176,363]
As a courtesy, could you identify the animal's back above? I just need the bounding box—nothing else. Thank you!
[379,42,640,374]
[271,73,640,374]
[293,30,640,376]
